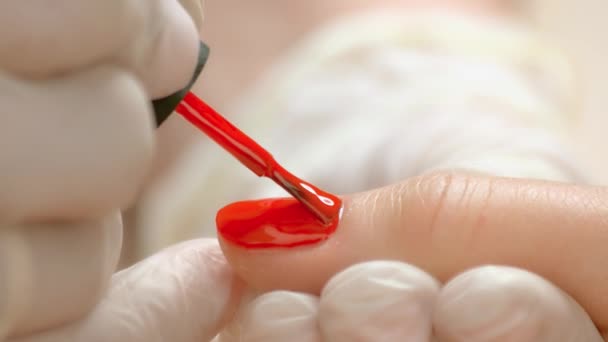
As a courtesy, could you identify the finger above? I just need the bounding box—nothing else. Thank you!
[434,266,604,342]
[218,171,608,329]
[218,291,320,342]
[3,213,122,337]
[129,0,200,98]
[10,239,243,342]
[0,1,199,98]
[0,1,142,76]
[319,261,438,342]
[0,66,154,223]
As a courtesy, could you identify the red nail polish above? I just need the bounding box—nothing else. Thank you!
[217,198,341,248]
[175,93,342,226]
[173,92,343,248]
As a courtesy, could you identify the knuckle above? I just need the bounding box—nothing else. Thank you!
[406,170,496,242]
[412,171,458,233]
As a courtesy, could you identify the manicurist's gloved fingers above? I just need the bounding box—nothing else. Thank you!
[0,66,153,223]
[218,171,608,331]
[9,239,243,342]
[434,266,604,342]
[319,261,438,342]
[128,0,200,98]
[0,213,122,337]
[218,291,321,342]
[0,0,200,99]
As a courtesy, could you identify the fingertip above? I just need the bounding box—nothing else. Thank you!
[319,261,438,341]
[7,213,123,336]
[434,266,603,342]
[321,261,439,300]
[219,291,320,342]
[11,239,244,341]
[136,0,200,99]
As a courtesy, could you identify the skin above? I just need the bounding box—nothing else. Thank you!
[219,171,608,336]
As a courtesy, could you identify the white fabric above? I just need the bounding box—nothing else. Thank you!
[9,239,239,342]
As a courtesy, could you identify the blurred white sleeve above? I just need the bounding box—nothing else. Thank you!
[234,10,583,190]
[135,9,584,257]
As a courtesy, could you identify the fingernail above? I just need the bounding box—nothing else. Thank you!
[216,198,340,249]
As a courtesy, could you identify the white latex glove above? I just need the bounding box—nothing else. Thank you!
[0,0,216,340]
[217,261,602,342]
[9,239,242,342]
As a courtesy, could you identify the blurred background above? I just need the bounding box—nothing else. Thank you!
[192,0,608,183]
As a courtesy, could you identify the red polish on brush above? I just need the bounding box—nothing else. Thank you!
[175,92,343,248]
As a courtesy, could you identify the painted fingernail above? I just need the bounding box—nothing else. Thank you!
[216,198,341,249]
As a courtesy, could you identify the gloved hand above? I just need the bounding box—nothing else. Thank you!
[217,172,608,341]
[5,239,242,342]
[0,1,235,340]
[218,264,602,342]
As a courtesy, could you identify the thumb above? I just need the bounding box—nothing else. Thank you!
[12,239,243,342]
[218,171,608,331]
